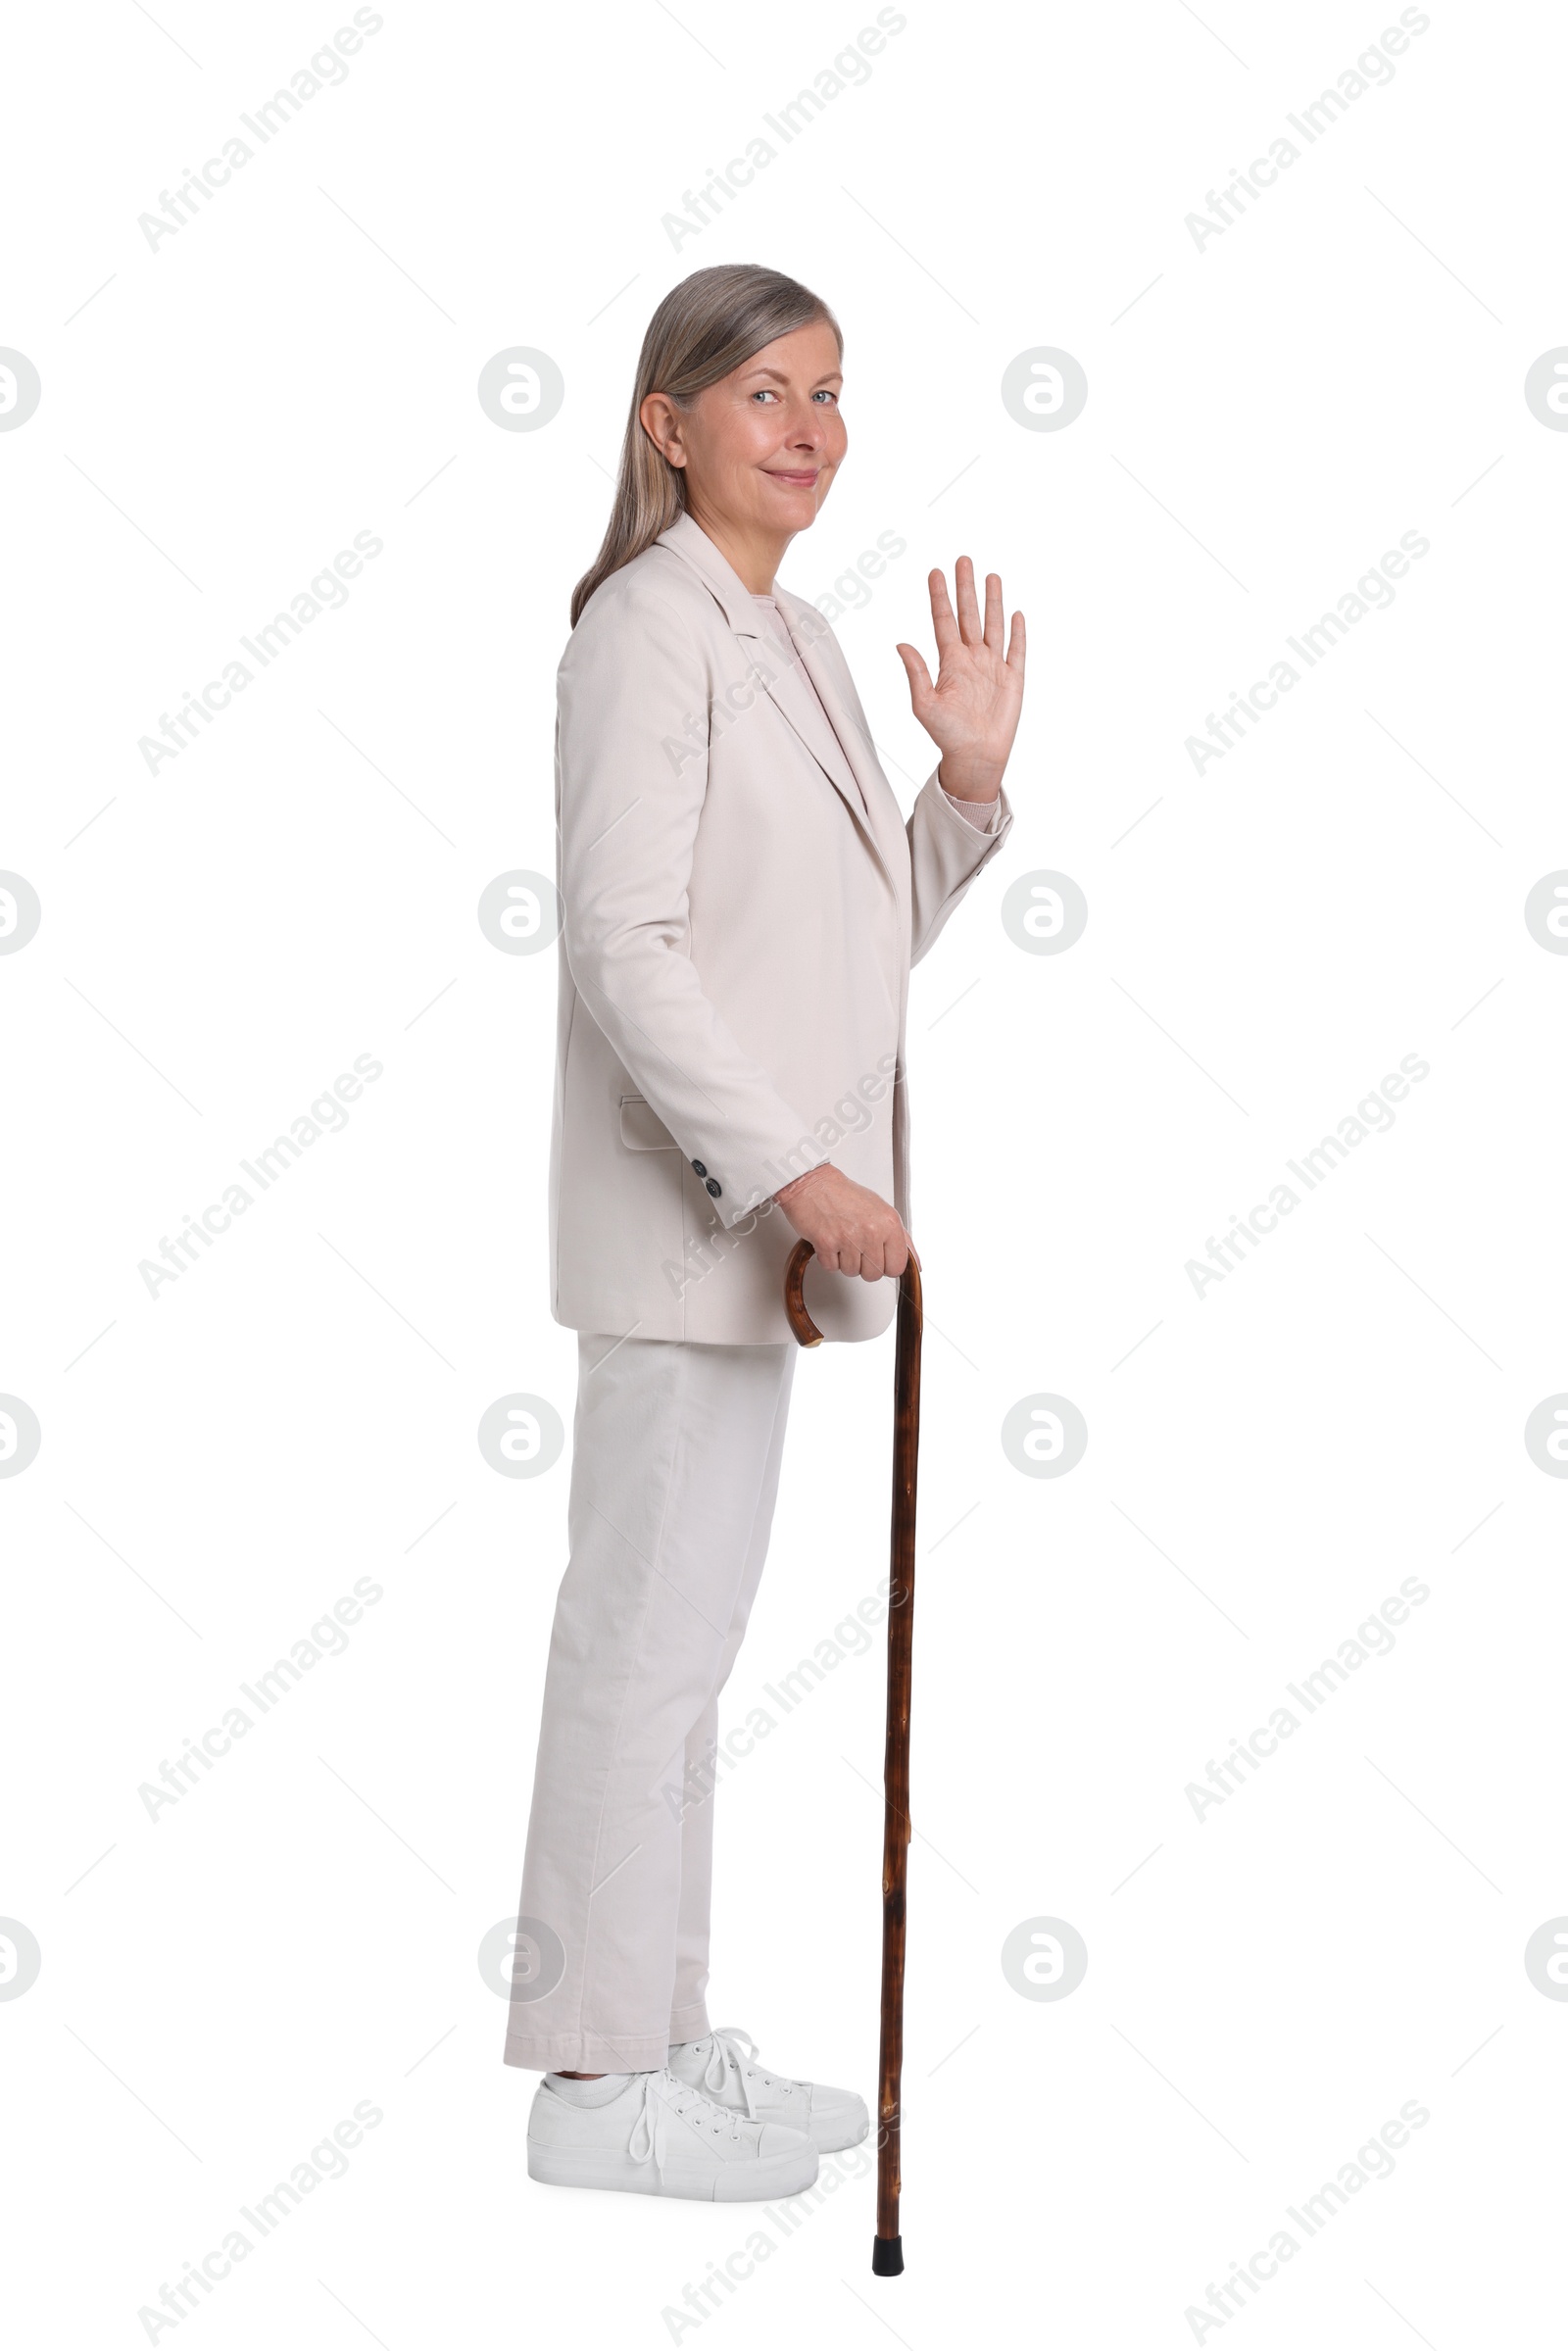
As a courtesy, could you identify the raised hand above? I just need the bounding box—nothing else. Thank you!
[894,557,1026,804]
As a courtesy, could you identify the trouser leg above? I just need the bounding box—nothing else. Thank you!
[668,1347,795,2042]
[503,1330,795,2073]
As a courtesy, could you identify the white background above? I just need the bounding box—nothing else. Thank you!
[4,1,1566,2344]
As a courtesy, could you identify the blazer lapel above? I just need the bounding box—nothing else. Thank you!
[777,595,909,900]
[656,514,894,888]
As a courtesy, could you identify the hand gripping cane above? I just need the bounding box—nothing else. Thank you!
[782,1236,922,2278]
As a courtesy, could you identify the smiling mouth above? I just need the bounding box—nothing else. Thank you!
[765,468,820,486]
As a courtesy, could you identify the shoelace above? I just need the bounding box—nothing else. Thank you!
[627,2067,749,2179]
[700,2027,789,2120]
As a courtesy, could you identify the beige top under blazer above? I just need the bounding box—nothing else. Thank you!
[550,510,1013,1346]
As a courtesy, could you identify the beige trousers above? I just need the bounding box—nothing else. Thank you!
[503,1329,797,2073]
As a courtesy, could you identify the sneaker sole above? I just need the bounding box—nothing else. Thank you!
[527,2141,818,2202]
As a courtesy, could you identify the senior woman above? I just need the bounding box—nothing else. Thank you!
[506,263,1024,2203]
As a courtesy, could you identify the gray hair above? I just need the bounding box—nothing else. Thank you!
[570,263,841,627]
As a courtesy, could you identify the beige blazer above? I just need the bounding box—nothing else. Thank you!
[549,511,1012,1346]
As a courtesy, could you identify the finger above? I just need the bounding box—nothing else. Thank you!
[954,555,982,646]
[1005,609,1026,676]
[928,567,959,660]
[894,641,934,705]
[982,571,1004,656]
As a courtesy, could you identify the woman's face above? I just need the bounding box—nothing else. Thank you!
[643,318,847,539]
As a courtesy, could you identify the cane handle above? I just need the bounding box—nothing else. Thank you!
[783,1238,823,1347]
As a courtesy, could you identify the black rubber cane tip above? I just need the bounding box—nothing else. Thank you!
[871,2234,904,2277]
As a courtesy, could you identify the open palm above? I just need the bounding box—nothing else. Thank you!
[895,557,1025,802]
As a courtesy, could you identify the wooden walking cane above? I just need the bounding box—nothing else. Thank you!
[783,1235,922,2278]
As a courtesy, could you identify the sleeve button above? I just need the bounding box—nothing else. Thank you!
[705,1178,721,1198]
[691,1159,708,1177]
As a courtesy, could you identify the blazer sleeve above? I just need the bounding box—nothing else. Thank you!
[906,768,1014,965]
[557,571,813,1223]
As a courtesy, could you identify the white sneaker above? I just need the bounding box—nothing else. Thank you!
[526,2067,818,2202]
[667,2028,870,2154]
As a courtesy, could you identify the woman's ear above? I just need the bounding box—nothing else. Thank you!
[639,391,686,468]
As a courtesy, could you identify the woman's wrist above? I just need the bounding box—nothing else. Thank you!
[936,754,1004,804]
[773,1162,833,1206]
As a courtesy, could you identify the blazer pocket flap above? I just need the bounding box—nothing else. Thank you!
[618,1094,678,1151]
